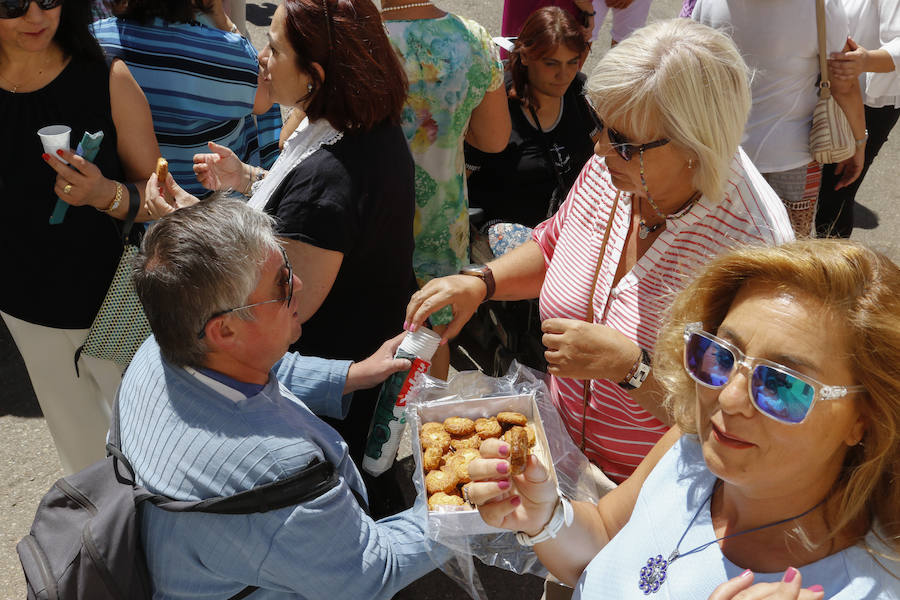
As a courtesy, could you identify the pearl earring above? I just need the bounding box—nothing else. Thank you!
[307,82,314,93]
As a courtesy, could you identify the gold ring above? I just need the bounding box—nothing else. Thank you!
[63,183,73,194]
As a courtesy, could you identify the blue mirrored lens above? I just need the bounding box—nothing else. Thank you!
[750,365,814,424]
[686,333,734,387]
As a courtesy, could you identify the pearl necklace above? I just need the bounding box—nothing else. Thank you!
[381,1,433,12]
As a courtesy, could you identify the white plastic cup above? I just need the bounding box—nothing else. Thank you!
[362,328,442,476]
[37,125,72,165]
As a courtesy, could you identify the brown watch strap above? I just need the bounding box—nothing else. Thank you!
[460,264,495,302]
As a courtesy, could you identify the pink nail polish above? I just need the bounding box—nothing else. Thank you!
[403,321,409,330]
[498,444,509,456]
[497,462,508,474]
[807,585,824,593]
[409,323,417,332]
[498,480,510,490]
[510,496,520,506]
[783,567,799,583]
[740,569,752,578]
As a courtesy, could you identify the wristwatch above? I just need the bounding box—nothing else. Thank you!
[459,264,495,302]
[516,495,574,546]
[618,348,652,391]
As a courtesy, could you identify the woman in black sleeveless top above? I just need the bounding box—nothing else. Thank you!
[0,0,159,474]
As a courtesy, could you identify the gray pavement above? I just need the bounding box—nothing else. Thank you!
[2,0,899,598]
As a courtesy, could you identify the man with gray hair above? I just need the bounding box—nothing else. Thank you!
[120,197,443,598]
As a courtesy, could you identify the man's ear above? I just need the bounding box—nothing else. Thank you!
[203,315,237,351]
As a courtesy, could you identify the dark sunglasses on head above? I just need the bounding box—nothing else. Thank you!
[196,247,294,339]
[682,322,865,425]
[582,92,669,161]
[0,0,62,19]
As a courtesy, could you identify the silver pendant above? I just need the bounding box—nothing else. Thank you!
[638,552,677,595]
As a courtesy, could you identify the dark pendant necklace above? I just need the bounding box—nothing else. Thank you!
[638,486,827,595]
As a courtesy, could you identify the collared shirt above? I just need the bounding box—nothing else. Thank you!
[533,149,794,481]
[117,337,442,599]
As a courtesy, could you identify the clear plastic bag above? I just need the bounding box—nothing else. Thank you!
[406,361,600,599]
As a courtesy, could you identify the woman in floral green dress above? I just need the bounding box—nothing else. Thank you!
[383,1,511,377]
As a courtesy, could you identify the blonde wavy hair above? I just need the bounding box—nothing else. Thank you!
[585,18,751,204]
[654,240,900,557]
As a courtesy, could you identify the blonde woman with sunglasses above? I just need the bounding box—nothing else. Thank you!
[407,19,793,493]
[464,239,900,599]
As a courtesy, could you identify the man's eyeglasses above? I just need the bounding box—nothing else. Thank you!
[0,0,62,19]
[583,93,669,161]
[197,247,293,339]
[683,322,865,425]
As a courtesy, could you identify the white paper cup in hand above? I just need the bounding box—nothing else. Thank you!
[38,125,72,165]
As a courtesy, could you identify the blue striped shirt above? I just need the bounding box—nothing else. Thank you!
[91,17,281,197]
[117,338,442,599]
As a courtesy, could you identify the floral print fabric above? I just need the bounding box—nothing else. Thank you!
[386,14,503,325]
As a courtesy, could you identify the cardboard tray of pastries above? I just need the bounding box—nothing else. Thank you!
[414,393,558,535]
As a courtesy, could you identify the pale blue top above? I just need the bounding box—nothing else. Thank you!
[574,436,900,599]
[116,337,444,599]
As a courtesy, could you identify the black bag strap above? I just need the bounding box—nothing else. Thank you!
[121,183,141,245]
[109,400,345,513]
[527,104,571,218]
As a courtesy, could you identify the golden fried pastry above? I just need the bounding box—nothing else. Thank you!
[443,416,475,436]
[423,446,443,471]
[507,426,530,475]
[475,417,503,438]
[497,411,528,428]
[155,157,168,182]
[525,424,536,447]
[425,469,459,494]
[420,428,451,452]
[450,433,482,450]
[421,422,445,435]
[428,492,466,511]
[446,448,481,483]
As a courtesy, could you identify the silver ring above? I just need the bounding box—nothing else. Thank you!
[462,484,473,506]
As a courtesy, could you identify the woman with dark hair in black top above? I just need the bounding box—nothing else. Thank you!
[1,0,160,474]
[466,7,600,231]
[146,0,415,517]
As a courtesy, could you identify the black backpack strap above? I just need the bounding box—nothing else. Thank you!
[228,585,259,600]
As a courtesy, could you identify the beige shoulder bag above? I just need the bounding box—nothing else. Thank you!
[809,0,856,164]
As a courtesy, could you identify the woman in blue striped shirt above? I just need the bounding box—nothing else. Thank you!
[91,0,281,197]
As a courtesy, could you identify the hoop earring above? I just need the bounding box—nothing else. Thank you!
[687,159,696,169]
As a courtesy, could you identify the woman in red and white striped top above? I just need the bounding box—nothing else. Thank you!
[405,19,794,483]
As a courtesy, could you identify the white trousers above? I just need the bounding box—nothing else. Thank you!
[2,311,123,474]
[590,0,654,43]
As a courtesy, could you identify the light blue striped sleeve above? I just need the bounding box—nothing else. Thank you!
[273,353,353,419]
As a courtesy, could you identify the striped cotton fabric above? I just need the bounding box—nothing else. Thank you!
[534,148,794,482]
[91,18,281,197]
